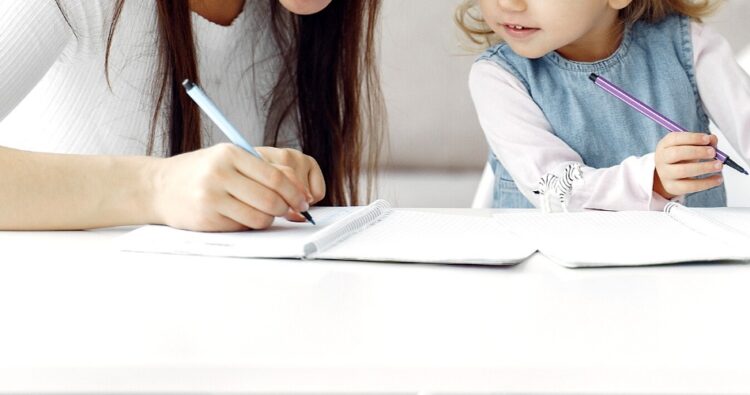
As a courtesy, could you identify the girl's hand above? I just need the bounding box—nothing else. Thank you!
[654,132,724,199]
[150,143,323,231]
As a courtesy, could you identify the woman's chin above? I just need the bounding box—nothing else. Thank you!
[278,0,332,15]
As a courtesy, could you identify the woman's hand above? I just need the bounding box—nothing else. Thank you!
[150,143,324,231]
[654,132,724,199]
[256,146,326,220]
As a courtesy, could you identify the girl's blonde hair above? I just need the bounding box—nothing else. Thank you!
[455,0,721,48]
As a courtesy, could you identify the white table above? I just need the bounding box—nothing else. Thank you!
[1,209,749,394]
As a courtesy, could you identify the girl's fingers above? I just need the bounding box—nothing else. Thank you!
[708,134,719,147]
[664,160,723,180]
[654,133,723,198]
[660,132,712,149]
[662,145,717,164]
[664,174,724,196]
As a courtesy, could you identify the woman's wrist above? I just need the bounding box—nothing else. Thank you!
[126,155,164,226]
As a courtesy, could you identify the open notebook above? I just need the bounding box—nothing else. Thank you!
[493,202,750,268]
[118,200,535,265]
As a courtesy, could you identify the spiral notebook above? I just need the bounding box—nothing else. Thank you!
[492,202,750,268]
[118,200,535,265]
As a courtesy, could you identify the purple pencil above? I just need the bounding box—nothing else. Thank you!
[590,73,747,175]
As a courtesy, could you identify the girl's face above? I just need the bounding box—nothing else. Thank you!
[279,0,333,15]
[479,0,633,61]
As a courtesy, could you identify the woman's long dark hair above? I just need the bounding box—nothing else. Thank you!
[60,0,383,206]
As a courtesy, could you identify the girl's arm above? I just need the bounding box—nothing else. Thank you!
[469,61,667,211]
[692,21,750,166]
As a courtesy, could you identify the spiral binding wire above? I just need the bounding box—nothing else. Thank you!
[303,199,392,257]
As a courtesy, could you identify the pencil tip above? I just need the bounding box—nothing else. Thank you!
[724,158,748,175]
[301,211,316,225]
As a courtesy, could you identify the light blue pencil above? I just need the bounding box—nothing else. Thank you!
[182,79,315,225]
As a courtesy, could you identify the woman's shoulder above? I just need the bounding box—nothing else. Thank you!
[52,0,157,54]
[54,0,156,37]
[49,0,116,27]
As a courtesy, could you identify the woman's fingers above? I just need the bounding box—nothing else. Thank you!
[307,159,326,203]
[284,207,307,222]
[215,192,275,230]
[224,171,291,217]
[275,164,314,202]
[230,150,310,213]
[254,147,327,203]
[154,144,325,232]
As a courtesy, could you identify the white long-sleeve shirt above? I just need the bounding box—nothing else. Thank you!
[0,0,294,156]
[470,21,750,211]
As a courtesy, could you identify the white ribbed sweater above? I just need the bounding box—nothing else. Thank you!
[0,0,291,156]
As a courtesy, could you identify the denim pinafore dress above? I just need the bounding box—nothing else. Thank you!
[478,14,726,208]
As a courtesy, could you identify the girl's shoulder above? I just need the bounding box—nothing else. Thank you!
[476,41,517,65]
[474,41,532,81]
[630,13,690,43]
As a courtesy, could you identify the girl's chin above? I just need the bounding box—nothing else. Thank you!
[278,0,332,15]
[505,43,549,60]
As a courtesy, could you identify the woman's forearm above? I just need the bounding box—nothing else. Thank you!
[0,146,160,230]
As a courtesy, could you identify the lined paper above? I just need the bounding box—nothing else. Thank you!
[317,210,535,265]
[494,211,750,267]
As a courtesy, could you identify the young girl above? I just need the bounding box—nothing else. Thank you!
[457,0,750,210]
[0,0,383,231]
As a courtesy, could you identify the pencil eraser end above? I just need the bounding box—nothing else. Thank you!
[182,79,194,90]
[588,73,598,82]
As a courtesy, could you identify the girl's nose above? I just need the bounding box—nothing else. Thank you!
[498,0,527,12]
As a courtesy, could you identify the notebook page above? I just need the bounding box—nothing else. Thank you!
[691,207,750,240]
[118,207,356,258]
[493,211,750,267]
[666,203,750,246]
[314,210,535,265]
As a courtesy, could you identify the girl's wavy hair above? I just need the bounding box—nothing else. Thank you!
[55,0,384,206]
[455,0,721,48]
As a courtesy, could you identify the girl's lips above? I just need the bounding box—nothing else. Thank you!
[502,24,540,39]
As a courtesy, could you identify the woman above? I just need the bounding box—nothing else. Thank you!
[0,0,383,231]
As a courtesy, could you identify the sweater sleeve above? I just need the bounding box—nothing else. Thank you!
[692,21,750,167]
[0,0,76,121]
[469,60,670,211]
